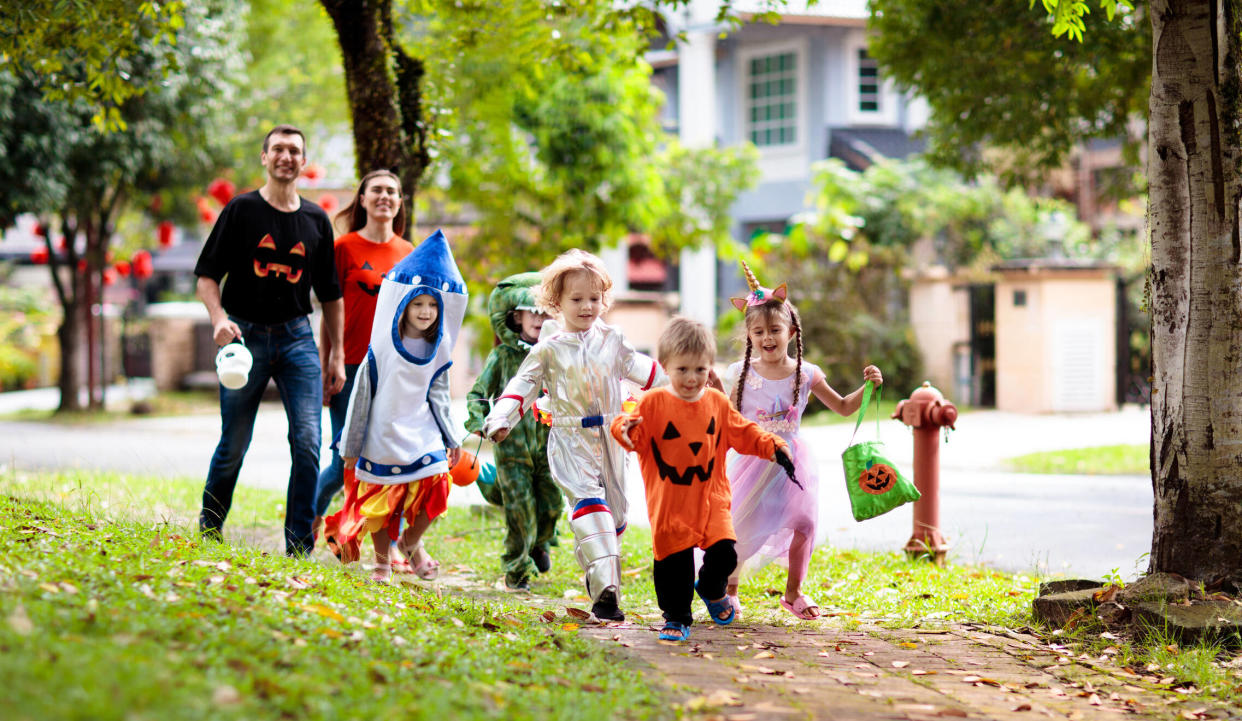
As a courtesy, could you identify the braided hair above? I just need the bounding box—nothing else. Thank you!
[734,299,804,412]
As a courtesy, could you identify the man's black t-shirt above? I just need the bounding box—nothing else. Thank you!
[194,190,342,325]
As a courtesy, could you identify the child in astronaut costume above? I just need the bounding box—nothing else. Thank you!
[484,250,665,621]
[324,229,465,582]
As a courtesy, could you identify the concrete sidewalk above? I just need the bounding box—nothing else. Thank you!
[0,388,1153,580]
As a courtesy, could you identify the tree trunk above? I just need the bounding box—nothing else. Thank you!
[1148,0,1242,586]
[319,0,430,196]
[53,217,84,413]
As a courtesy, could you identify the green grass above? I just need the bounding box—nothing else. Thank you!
[801,397,900,427]
[0,390,220,423]
[0,472,669,721]
[1004,444,1149,475]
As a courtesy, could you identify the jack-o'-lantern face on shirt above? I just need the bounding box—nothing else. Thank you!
[650,413,722,486]
[353,260,382,297]
[252,234,306,284]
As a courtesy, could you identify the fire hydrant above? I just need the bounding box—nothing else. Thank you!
[892,382,958,565]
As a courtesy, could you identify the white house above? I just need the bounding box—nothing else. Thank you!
[610,0,929,326]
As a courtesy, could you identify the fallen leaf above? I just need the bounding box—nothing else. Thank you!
[299,603,345,622]
[540,610,556,623]
[319,628,343,638]
[892,661,910,668]
[38,583,60,594]
[450,617,464,628]
[764,588,783,597]
[1088,693,1102,706]
[1093,585,1119,603]
[561,623,580,631]
[753,650,776,659]
[1013,703,1032,711]
[565,607,591,620]
[7,604,33,635]
[937,710,968,718]
[287,576,311,590]
[912,669,934,676]
[212,685,242,706]
[899,641,918,649]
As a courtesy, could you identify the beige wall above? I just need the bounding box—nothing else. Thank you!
[995,270,1116,413]
[907,272,970,400]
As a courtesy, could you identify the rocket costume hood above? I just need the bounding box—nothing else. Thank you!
[348,229,467,485]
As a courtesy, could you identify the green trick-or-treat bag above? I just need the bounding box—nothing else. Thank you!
[841,380,920,521]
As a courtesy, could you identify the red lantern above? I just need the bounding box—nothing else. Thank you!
[57,236,67,251]
[196,196,218,225]
[302,164,325,182]
[158,220,175,248]
[30,247,49,264]
[115,260,131,277]
[102,268,117,286]
[132,250,154,280]
[317,193,339,213]
[207,178,235,206]
[32,222,45,237]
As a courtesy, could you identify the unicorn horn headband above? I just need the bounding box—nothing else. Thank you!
[730,260,787,311]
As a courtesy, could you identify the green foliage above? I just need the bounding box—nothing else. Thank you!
[868,0,1149,179]
[0,0,244,227]
[402,0,758,290]
[0,1,187,131]
[0,283,56,391]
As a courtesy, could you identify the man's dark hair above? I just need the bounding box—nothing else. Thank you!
[263,124,306,154]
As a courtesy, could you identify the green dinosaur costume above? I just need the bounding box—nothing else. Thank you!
[465,273,562,587]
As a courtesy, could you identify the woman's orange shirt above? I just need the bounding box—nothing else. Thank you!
[335,231,414,365]
[611,387,785,561]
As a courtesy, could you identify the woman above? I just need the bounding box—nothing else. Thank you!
[314,170,421,568]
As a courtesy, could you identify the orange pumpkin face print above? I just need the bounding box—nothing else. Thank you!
[859,461,898,495]
[252,234,306,284]
[649,415,719,486]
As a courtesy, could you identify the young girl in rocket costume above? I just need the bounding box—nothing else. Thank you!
[325,229,466,581]
[483,250,665,621]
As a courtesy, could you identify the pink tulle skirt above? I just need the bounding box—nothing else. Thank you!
[727,436,823,576]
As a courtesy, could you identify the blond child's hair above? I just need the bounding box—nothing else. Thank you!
[657,316,714,366]
[535,249,614,312]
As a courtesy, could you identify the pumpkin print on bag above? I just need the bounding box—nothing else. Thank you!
[859,460,898,495]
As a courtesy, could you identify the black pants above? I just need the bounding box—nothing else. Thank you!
[653,539,737,626]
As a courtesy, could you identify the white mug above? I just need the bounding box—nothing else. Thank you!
[215,342,253,390]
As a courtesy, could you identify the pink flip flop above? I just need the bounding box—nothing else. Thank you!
[780,594,821,620]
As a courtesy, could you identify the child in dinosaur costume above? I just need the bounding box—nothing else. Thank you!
[465,272,562,591]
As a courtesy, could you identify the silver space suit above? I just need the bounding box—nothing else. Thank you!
[483,318,665,605]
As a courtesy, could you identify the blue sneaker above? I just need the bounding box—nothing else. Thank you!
[658,621,691,641]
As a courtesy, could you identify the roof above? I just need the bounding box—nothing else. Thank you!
[827,126,926,171]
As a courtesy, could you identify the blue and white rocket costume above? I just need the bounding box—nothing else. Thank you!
[340,230,466,483]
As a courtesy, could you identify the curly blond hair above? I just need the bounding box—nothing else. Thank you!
[535,249,614,312]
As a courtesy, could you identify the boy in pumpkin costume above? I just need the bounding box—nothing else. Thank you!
[612,317,797,641]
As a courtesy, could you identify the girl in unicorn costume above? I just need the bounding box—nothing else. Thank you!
[324,229,466,582]
[483,250,666,621]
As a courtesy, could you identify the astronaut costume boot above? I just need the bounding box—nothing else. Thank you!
[570,497,624,621]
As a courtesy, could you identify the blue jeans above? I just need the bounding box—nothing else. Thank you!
[200,316,322,556]
[315,363,359,516]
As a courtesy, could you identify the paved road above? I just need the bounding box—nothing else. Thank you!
[0,390,1151,581]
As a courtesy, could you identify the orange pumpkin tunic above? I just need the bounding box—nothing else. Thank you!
[611,387,787,561]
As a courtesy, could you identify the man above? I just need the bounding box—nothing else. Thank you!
[194,124,345,556]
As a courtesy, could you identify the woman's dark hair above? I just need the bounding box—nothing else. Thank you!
[334,169,406,237]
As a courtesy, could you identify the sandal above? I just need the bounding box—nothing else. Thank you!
[694,580,735,626]
[370,562,392,583]
[658,621,691,642]
[727,593,743,616]
[779,594,821,620]
[391,555,415,574]
[396,537,440,581]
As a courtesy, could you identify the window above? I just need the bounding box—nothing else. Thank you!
[1013,289,1027,307]
[747,52,797,147]
[857,48,881,114]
